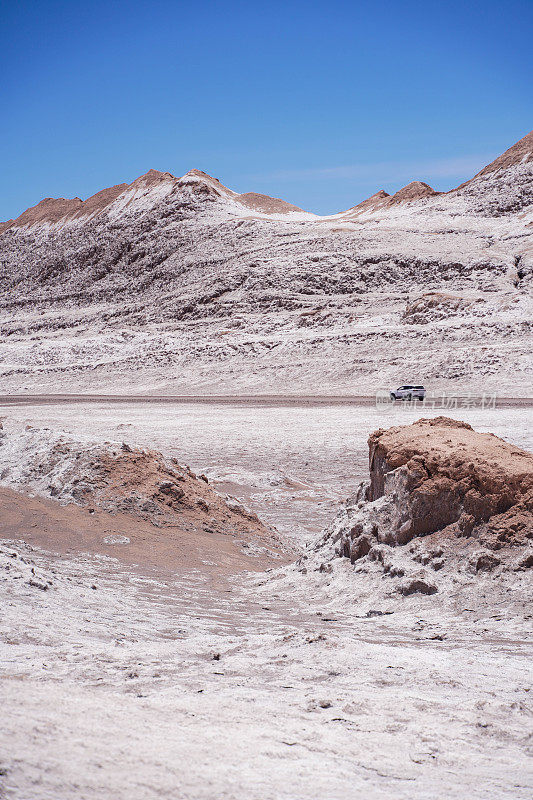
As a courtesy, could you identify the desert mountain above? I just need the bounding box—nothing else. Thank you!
[0,168,314,235]
[1,130,532,232]
[0,131,531,396]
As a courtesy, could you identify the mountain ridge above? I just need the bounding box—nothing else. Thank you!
[0,128,531,398]
[2,129,531,232]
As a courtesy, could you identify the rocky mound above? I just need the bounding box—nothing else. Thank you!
[0,422,278,548]
[310,418,532,597]
[387,181,439,204]
[366,417,532,543]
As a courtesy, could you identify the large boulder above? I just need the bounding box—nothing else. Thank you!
[366,417,532,546]
[316,418,533,588]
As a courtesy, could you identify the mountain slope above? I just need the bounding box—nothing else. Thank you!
[0,168,316,235]
[463,129,533,181]
[0,132,531,396]
[451,129,533,215]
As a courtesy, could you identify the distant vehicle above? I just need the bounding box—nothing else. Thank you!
[390,385,426,401]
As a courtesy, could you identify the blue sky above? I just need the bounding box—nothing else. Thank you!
[1,0,531,218]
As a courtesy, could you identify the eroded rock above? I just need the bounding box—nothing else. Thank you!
[398,576,437,596]
[367,417,533,545]
[316,417,533,591]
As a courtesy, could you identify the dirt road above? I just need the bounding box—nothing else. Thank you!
[0,393,532,407]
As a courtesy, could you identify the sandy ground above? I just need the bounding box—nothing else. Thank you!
[1,400,532,799]
[0,487,286,584]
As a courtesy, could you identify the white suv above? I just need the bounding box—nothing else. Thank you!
[390,385,426,401]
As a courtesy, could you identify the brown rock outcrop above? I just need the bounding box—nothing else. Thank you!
[367,417,533,546]
[318,418,533,591]
[387,181,439,204]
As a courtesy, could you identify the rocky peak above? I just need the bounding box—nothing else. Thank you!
[388,181,439,204]
[468,129,533,181]
[129,169,177,188]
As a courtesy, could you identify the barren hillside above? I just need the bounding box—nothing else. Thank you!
[0,131,531,396]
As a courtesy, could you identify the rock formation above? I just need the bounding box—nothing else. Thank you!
[313,417,533,595]
[0,422,279,548]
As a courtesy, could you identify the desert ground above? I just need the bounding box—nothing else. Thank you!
[1,130,532,799]
[1,398,532,799]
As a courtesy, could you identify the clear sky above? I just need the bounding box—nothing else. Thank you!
[1,0,532,218]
